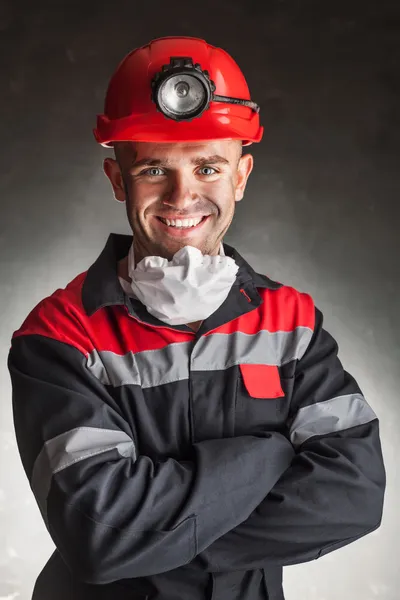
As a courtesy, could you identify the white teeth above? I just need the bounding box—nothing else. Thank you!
[161,217,203,228]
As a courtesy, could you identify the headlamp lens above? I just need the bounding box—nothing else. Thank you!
[175,81,189,97]
[159,73,207,118]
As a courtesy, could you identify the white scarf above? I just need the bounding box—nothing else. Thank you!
[119,242,239,326]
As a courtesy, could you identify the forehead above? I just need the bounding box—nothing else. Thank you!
[117,140,238,163]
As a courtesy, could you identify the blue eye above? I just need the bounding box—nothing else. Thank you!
[200,167,217,175]
[145,167,164,177]
[140,166,217,177]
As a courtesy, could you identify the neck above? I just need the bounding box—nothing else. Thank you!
[117,255,131,283]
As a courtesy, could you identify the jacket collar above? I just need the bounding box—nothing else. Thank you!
[82,233,281,327]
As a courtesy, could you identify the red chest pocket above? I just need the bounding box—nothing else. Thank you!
[239,364,284,399]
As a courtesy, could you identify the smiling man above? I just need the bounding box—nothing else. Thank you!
[107,138,251,331]
[108,139,249,262]
[8,36,385,600]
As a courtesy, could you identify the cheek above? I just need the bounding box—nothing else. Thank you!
[127,185,159,216]
[204,179,235,208]
[216,189,236,218]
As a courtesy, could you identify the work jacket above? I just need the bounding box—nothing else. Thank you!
[8,233,386,600]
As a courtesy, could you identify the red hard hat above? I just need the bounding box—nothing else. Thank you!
[93,36,263,147]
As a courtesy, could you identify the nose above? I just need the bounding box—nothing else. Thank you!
[162,172,199,210]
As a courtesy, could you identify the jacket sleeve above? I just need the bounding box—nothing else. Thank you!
[8,328,294,585]
[195,305,386,572]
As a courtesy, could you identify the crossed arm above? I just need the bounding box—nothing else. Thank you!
[8,306,385,583]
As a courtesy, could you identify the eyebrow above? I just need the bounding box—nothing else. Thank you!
[130,154,231,169]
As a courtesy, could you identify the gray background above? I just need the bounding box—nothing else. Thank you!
[1,1,399,598]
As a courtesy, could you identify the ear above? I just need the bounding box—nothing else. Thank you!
[103,158,126,203]
[235,153,254,202]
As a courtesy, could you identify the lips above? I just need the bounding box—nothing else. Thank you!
[154,215,211,236]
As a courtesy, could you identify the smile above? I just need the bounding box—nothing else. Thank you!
[154,215,210,236]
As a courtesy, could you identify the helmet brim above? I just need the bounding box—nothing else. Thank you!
[94,107,263,148]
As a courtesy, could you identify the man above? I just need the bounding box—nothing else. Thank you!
[8,36,386,600]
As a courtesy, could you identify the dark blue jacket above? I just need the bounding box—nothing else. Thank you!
[8,233,386,600]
